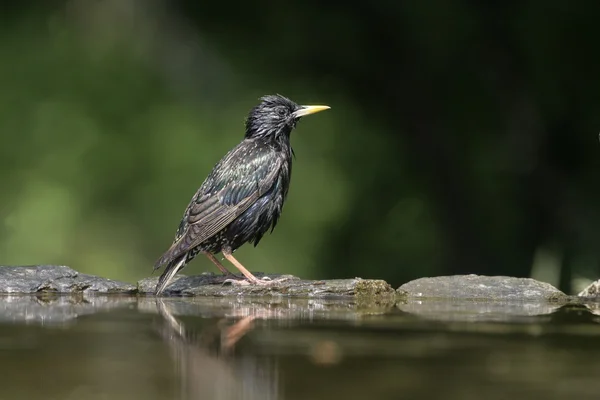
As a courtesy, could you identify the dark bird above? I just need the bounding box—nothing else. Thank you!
[153,94,330,295]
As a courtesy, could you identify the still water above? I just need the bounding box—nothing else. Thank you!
[0,295,599,400]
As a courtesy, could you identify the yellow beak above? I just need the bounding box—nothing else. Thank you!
[293,105,331,118]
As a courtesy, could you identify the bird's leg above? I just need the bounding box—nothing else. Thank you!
[204,252,237,276]
[221,248,292,286]
[221,248,274,285]
[222,249,262,283]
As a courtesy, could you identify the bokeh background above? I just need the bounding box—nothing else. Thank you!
[1,0,599,294]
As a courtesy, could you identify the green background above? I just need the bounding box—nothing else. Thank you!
[1,1,600,294]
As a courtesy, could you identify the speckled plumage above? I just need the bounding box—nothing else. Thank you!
[153,94,329,295]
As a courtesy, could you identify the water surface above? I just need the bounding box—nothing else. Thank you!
[1,295,599,400]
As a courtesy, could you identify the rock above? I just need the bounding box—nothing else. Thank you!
[138,272,395,298]
[578,280,600,298]
[397,274,568,302]
[0,265,136,294]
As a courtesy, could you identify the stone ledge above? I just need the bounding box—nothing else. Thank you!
[137,273,395,298]
[0,265,136,294]
[397,274,568,302]
[0,266,587,305]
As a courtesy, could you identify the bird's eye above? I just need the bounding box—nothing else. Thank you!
[277,108,287,117]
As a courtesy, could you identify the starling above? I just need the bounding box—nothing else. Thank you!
[153,94,330,295]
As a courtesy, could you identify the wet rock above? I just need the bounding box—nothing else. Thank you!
[138,272,395,298]
[578,280,600,298]
[397,274,568,302]
[0,265,136,294]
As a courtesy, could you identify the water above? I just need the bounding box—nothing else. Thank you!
[1,295,599,400]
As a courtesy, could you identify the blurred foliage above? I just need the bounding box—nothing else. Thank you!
[1,0,600,293]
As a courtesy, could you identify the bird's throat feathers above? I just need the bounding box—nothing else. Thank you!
[245,121,295,141]
[245,116,297,142]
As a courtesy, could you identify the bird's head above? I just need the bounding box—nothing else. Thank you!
[245,94,330,139]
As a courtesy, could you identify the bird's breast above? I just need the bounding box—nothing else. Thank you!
[224,162,290,251]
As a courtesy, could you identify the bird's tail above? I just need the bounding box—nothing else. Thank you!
[155,256,187,296]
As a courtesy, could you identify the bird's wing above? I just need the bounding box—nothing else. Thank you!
[154,143,281,269]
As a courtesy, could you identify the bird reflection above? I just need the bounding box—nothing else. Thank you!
[155,299,279,400]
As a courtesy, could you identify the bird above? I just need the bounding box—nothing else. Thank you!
[153,94,330,295]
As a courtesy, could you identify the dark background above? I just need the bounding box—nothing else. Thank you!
[1,0,599,294]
